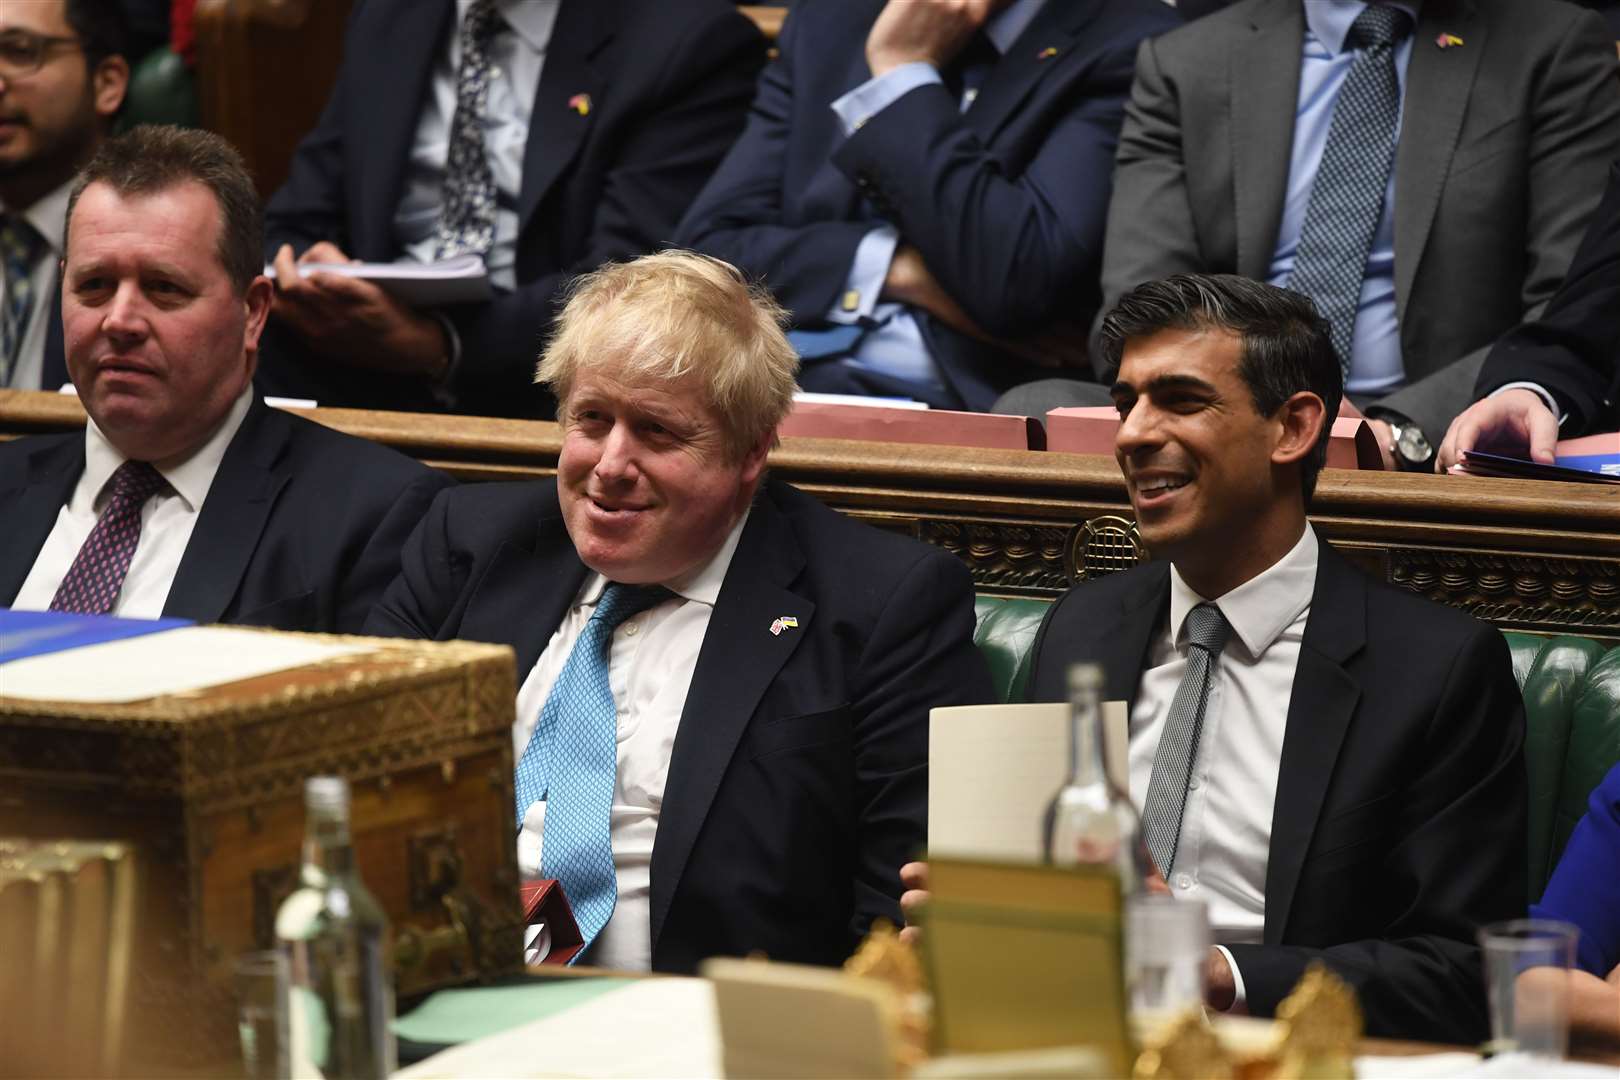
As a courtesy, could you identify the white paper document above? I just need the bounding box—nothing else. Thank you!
[264,254,493,305]
[0,626,372,703]
[928,701,1131,861]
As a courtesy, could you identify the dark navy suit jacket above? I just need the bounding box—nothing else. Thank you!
[0,398,451,633]
[259,0,765,416]
[676,0,1180,411]
[1029,543,1528,1043]
[365,478,993,973]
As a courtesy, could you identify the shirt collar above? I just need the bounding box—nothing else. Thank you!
[1167,524,1319,661]
[1303,0,1422,56]
[986,0,1048,54]
[578,507,752,611]
[81,385,254,513]
[456,0,559,54]
[4,176,75,256]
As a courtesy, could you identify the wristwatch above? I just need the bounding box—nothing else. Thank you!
[1385,417,1434,472]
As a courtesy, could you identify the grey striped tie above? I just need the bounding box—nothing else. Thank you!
[1141,602,1231,879]
[1286,4,1411,378]
[434,0,501,260]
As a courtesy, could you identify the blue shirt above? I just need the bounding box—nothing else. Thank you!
[1266,0,1419,394]
[1532,762,1620,978]
[811,0,1048,398]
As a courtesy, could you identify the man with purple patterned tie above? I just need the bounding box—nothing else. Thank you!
[0,125,449,631]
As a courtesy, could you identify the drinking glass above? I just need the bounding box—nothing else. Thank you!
[1126,894,1209,1033]
[235,949,290,1080]
[1479,918,1579,1063]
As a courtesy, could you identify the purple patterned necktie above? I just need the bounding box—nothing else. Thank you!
[49,461,170,615]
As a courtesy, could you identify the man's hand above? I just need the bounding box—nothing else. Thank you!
[866,0,1004,79]
[882,244,1087,368]
[898,860,930,946]
[271,242,450,381]
[1204,946,1236,1012]
[1436,388,1560,472]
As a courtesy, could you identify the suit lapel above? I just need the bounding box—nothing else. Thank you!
[0,437,83,604]
[964,0,1104,145]
[164,401,289,623]
[459,503,589,675]
[1229,0,1304,279]
[1393,0,1484,319]
[649,492,813,953]
[352,1,452,254]
[1104,566,1172,707]
[517,2,612,234]
[1262,544,1366,944]
[42,271,66,392]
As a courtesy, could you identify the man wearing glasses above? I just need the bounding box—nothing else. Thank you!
[0,0,129,394]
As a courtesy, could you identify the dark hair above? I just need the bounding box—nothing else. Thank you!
[1098,274,1343,501]
[65,0,130,70]
[66,125,263,293]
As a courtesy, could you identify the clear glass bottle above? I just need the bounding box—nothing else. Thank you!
[276,776,396,1080]
[1043,663,1151,892]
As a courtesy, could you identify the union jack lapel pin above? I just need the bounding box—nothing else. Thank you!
[769,616,800,637]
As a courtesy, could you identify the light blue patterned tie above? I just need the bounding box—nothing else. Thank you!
[515,582,671,954]
[1286,4,1411,378]
[1,214,45,387]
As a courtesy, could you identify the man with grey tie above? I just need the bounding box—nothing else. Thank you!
[907,275,1527,1043]
[0,0,129,393]
[256,0,765,417]
[1003,0,1620,471]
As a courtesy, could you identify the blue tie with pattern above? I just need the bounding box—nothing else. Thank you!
[514,581,671,955]
[1286,4,1412,378]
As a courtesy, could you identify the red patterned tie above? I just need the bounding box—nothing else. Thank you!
[49,461,170,615]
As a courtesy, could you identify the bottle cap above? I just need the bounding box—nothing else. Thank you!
[304,775,350,814]
[1067,662,1105,694]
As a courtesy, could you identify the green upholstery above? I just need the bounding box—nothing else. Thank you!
[971,597,1620,900]
[118,48,199,133]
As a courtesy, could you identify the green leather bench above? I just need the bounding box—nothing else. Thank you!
[971,596,1620,900]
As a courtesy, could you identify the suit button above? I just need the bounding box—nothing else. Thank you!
[1174,873,1193,891]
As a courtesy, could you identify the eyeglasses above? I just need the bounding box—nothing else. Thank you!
[0,29,84,78]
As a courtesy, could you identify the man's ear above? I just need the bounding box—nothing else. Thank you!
[240,275,274,378]
[1272,390,1327,468]
[738,430,773,491]
[92,56,131,121]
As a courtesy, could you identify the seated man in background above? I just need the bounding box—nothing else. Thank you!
[676,0,1180,411]
[906,275,1526,1042]
[367,251,993,973]
[255,0,766,418]
[1438,158,1620,472]
[0,0,129,393]
[0,126,450,632]
[1010,0,1620,469]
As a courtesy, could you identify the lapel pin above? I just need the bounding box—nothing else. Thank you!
[568,93,592,116]
[1037,46,1059,61]
[1435,33,1464,49]
[769,616,800,637]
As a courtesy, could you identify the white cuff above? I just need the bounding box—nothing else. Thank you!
[827,226,901,324]
[1213,945,1248,1013]
[1490,381,1566,427]
[830,62,942,136]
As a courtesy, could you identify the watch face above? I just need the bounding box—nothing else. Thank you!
[1397,426,1432,461]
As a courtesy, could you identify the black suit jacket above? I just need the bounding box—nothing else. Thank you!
[1477,159,1620,434]
[0,399,452,633]
[1029,543,1527,1042]
[259,0,765,416]
[676,0,1180,411]
[365,478,993,973]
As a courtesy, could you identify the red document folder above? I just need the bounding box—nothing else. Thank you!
[520,879,585,965]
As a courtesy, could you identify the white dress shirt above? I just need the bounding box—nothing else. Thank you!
[2,179,73,390]
[11,387,253,617]
[392,0,558,292]
[1130,525,1319,1006]
[513,511,749,971]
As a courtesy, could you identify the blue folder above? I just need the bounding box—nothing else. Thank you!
[0,609,193,666]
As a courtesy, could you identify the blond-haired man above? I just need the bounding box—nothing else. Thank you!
[368,251,992,973]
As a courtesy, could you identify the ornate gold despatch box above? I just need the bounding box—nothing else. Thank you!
[0,631,523,1068]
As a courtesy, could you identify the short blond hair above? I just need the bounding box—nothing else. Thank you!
[537,251,799,460]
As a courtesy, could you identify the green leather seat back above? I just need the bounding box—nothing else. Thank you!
[972,599,1620,900]
[118,48,199,133]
